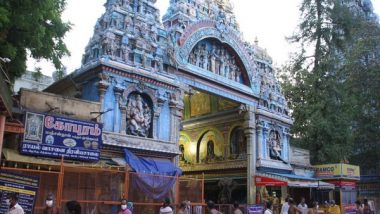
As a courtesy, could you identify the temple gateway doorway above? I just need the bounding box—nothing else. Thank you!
[179,89,248,204]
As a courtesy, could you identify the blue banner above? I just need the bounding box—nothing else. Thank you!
[248,204,264,214]
[0,171,39,214]
[20,112,102,161]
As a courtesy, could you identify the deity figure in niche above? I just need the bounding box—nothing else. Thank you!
[230,127,246,159]
[219,50,226,75]
[189,52,196,65]
[201,135,219,163]
[25,113,43,142]
[268,130,287,163]
[210,51,217,73]
[200,44,209,69]
[125,94,152,137]
[205,140,216,162]
[124,15,133,31]
[179,144,185,161]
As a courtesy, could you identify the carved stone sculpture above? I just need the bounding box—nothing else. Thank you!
[268,131,287,163]
[125,94,152,137]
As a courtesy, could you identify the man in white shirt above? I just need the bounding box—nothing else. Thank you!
[280,196,290,214]
[297,197,308,214]
[6,193,24,214]
[265,201,273,214]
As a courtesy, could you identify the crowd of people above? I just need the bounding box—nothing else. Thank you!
[2,192,376,214]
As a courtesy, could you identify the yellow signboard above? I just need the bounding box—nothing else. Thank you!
[314,164,341,178]
[314,164,360,180]
[341,164,360,179]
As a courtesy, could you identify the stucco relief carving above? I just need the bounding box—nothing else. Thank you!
[176,24,260,91]
[188,41,243,82]
[267,129,287,164]
[125,93,152,137]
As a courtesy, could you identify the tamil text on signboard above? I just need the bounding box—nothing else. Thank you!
[0,171,39,214]
[20,112,102,161]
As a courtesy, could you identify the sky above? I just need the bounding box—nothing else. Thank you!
[26,0,380,76]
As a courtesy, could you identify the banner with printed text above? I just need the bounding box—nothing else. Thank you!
[0,171,39,214]
[314,164,360,180]
[248,204,264,214]
[20,112,102,161]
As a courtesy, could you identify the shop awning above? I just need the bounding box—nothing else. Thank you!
[255,176,288,186]
[288,181,335,189]
[268,172,318,181]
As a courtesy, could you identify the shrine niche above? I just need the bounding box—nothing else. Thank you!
[179,135,192,164]
[197,131,224,163]
[268,130,287,163]
[188,38,248,84]
[125,92,153,138]
[230,127,246,159]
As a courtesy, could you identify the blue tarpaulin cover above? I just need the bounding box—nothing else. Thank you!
[124,148,182,199]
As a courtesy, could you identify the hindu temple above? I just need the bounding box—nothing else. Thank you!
[45,0,293,206]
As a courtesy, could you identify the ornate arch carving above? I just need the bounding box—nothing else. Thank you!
[175,21,258,89]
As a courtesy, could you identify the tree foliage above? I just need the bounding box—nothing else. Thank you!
[0,0,71,82]
[281,0,380,172]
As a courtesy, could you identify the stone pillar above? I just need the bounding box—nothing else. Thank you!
[120,106,127,134]
[97,76,110,123]
[244,105,257,204]
[257,123,263,160]
[113,86,123,132]
[0,115,6,160]
[283,129,290,161]
[153,99,165,139]
[169,92,184,143]
[263,126,268,159]
[169,91,184,166]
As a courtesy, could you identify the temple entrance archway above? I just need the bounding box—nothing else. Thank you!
[179,88,249,204]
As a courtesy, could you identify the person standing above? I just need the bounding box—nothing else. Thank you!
[127,201,134,214]
[6,193,24,214]
[307,202,319,214]
[363,199,373,214]
[327,200,341,214]
[288,198,302,214]
[118,199,131,214]
[356,200,363,214]
[159,198,173,214]
[178,201,187,214]
[233,201,243,214]
[207,201,222,214]
[297,197,308,214]
[184,200,191,214]
[43,193,59,214]
[280,196,290,214]
[265,201,273,214]
[65,200,81,214]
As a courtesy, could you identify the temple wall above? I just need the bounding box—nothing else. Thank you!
[82,78,100,102]
[19,89,101,121]
[87,71,177,142]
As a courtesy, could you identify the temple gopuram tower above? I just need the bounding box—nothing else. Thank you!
[46,0,293,205]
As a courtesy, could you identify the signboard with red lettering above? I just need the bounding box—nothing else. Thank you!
[327,181,356,190]
[20,112,102,161]
[255,176,287,186]
[343,204,356,214]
